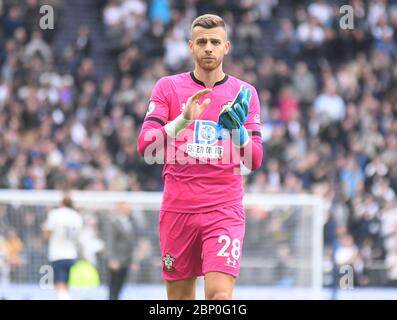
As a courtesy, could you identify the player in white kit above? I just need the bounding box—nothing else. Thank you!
[43,195,83,300]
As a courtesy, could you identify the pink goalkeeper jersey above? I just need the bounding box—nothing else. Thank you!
[137,72,263,213]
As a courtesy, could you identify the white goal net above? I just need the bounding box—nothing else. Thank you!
[0,190,325,298]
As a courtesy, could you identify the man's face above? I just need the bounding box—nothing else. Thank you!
[189,26,230,71]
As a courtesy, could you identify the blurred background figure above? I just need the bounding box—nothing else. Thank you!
[3,229,24,283]
[0,229,23,285]
[385,222,397,286]
[42,195,83,300]
[106,202,137,300]
[0,0,397,298]
[79,214,104,268]
[0,231,10,288]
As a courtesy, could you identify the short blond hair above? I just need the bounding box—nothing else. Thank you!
[61,195,73,208]
[191,14,226,33]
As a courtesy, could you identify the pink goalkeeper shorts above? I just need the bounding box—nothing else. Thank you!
[159,204,245,281]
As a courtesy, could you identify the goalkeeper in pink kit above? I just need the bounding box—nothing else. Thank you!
[137,14,263,300]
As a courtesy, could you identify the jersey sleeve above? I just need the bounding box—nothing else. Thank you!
[137,77,171,157]
[144,77,171,125]
[241,86,263,171]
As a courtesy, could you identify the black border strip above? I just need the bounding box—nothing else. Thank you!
[145,117,165,126]
[251,131,262,137]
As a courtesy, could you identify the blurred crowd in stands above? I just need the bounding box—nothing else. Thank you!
[1,0,397,287]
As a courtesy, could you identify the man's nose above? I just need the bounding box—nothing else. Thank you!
[204,43,213,53]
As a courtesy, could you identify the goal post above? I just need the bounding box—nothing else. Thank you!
[0,190,325,292]
[243,193,325,291]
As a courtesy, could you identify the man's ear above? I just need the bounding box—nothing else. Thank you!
[188,39,194,53]
[224,40,231,55]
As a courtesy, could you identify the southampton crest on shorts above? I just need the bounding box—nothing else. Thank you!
[162,253,176,272]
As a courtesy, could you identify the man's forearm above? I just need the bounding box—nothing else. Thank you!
[137,114,194,158]
[239,134,263,171]
[164,114,193,138]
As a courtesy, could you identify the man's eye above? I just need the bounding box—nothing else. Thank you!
[212,41,221,45]
[197,40,206,45]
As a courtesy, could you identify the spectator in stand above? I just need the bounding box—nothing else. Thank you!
[1,0,397,287]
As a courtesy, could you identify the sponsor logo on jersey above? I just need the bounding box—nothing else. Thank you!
[186,120,224,159]
[194,120,219,145]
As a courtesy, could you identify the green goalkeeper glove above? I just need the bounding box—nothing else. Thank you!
[218,85,252,147]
